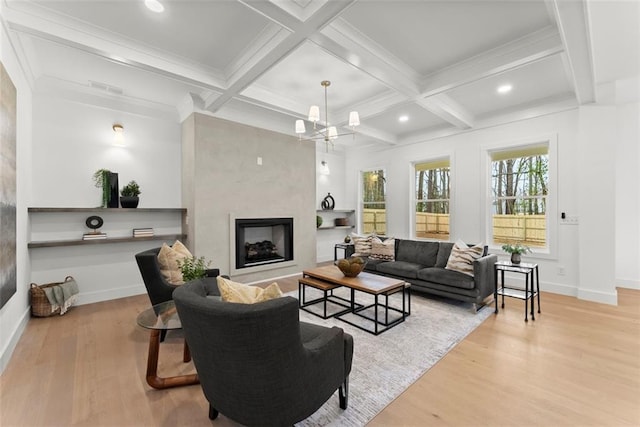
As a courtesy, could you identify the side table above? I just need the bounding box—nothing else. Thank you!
[494,261,541,322]
[136,300,199,389]
[334,243,355,261]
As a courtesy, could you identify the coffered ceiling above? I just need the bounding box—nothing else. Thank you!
[2,0,638,150]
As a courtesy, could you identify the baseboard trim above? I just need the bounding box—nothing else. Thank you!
[77,284,146,306]
[577,288,618,305]
[616,278,640,290]
[0,307,30,375]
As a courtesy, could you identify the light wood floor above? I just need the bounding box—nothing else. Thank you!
[1,274,638,426]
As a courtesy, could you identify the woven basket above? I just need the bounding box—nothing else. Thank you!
[29,276,75,317]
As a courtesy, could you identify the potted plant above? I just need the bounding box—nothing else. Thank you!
[501,242,531,264]
[92,168,119,208]
[120,180,141,208]
[177,256,211,282]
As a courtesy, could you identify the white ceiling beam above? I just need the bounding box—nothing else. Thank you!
[417,94,475,130]
[4,16,226,92]
[421,27,564,97]
[205,0,356,113]
[548,0,595,104]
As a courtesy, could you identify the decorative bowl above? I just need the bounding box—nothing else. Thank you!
[336,257,366,278]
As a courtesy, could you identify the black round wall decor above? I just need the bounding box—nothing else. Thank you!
[321,193,335,210]
[85,215,104,231]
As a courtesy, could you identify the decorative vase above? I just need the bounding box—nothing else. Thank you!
[344,235,351,243]
[321,193,335,210]
[107,172,119,208]
[120,196,139,208]
[511,253,521,264]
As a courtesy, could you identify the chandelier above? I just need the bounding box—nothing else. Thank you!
[295,80,360,151]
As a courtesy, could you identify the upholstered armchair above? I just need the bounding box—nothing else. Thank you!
[135,247,220,307]
[173,279,354,426]
[135,246,221,341]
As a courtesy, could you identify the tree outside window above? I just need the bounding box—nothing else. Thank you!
[361,169,386,235]
[415,159,450,240]
[491,146,548,247]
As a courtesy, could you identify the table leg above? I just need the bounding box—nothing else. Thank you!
[146,330,199,389]
[524,272,529,322]
[530,270,536,321]
[494,266,499,314]
[501,270,505,308]
[536,266,541,313]
[374,294,379,335]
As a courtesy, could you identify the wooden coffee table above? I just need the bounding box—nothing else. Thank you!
[300,265,410,335]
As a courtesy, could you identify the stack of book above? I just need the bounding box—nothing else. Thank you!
[83,232,107,240]
[133,228,154,238]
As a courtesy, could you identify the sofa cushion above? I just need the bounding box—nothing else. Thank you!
[376,261,424,279]
[363,258,386,272]
[370,237,395,261]
[445,240,484,276]
[435,242,455,268]
[351,233,375,257]
[217,276,283,304]
[417,267,476,290]
[157,240,192,285]
[395,239,439,267]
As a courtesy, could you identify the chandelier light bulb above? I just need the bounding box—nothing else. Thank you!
[295,120,306,134]
[349,111,360,127]
[308,106,320,123]
[328,126,338,140]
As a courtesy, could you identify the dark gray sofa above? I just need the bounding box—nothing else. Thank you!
[363,239,496,309]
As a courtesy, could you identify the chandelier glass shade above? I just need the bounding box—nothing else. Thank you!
[295,80,359,151]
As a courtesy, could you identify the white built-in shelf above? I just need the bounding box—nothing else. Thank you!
[28,207,187,248]
[316,209,355,231]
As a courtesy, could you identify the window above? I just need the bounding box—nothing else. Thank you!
[490,145,548,248]
[414,159,450,240]
[361,169,386,235]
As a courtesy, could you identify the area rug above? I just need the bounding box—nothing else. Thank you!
[292,287,492,426]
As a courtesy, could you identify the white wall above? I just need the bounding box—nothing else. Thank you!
[31,95,181,208]
[614,85,640,290]
[0,16,33,373]
[315,148,351,262]
[344,104,636,305]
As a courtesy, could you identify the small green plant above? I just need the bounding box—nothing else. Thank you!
[121,180,141,197]
[501,242,532,255]
[92,168,112,207]
[177,256,212,282]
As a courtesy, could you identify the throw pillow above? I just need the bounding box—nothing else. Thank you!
[351,233,374,257]
[157,240,193,285]
[217,276,283,304]
[370,237,395,261]
[445,240,484,277]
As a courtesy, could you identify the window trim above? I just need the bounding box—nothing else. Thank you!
[482,134,558,259]
[411,154,454,241]
[359,167,387,235]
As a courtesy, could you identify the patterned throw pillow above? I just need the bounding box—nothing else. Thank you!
[217,276,283,304]
[157,240,193,284]
[445,240,484,277]
[351,233,375,257]
[370,238,395,261]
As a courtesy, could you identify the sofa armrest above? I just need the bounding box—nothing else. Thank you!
[205,268,221,278]
[473,254,497,300]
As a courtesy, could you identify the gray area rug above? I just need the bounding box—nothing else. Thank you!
[293,287,492,426]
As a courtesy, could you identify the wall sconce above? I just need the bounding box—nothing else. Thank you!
[320,160,330,175]
[112,124,124,145]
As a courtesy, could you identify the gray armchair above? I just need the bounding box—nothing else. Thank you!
[135,246,221,341]
[173,279,354,426]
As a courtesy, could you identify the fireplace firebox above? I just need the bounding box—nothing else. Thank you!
[235,218,293,269]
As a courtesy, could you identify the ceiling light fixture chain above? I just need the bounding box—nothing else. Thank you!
[295,80,360,152]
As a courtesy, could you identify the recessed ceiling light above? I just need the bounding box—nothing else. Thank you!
[145,0,164,13]
[497,84,512,94]
[399,115,409,122]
